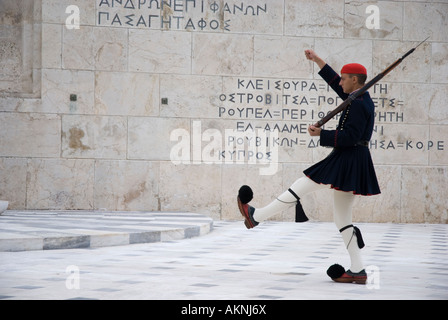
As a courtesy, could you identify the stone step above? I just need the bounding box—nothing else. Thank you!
[0,210,213,252]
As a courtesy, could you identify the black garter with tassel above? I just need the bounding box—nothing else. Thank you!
[288,188,308,223]
[339,224,365,249]
[238,185,308,222]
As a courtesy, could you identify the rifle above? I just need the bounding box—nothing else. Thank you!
[314,36,430,128]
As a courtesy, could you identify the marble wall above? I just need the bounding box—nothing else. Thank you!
[1,0,447,223]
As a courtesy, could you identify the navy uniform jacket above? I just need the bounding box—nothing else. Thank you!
[318,64,375,148]
[303,64,381,196]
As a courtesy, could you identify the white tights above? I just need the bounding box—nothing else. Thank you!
[253,177,364,272]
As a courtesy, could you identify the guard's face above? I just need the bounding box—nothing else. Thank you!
[339,74,356,94]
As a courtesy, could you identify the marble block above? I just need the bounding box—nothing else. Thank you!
[285,0,344,38]
[26,159,95,210]
[62,115,127,159]
[62,25,95,70]
[62,26,128,71]
[254,36,314,78]
[403,2,448,42]
[344,1,402,40]
[160,74,222,118]
[401,167,448,223]
[41,69,94,114]
[370,124,429,165]
[89,232,130,248]
[314,38,373,77]
[0,113,61,158]
[429,125,448,166]
[92,27,128,71]
[431,43,448,84]
[427,84,448,125]
[94,160,160,211]
[401,84,448,125]
[42,0,95,25]
[373,40,431,84]
[159,163,222,220]
[43,235,90,250]
[0,158,27,209]
[42,23,62,69]
[129,29,191,74]
[0,236,43,252]
[130,231,161,244]
[192,33,253,76]
[0,0,40,97]
[128,117,190,161]
[95,72,159,116]
[224,0,284,35]
[160,229,185,242]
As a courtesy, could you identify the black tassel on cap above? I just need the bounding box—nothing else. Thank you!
[238,185,253,204]
[327,264,345,279]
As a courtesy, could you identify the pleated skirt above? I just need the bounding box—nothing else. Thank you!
[303,146,381,196]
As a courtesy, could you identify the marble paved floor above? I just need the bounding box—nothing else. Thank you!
[0,220,447,300]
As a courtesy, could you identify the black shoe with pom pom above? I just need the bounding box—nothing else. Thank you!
[237,185,259,229]
[327,264,367,284]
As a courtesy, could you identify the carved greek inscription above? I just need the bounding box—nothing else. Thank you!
[96,0,268,31]
[218,78,445,155]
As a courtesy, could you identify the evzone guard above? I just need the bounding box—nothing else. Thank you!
[238,49,381,284]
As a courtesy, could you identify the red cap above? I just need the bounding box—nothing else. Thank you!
[341,63,367,75]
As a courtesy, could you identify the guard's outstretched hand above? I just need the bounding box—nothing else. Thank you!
[308,125,321,137]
